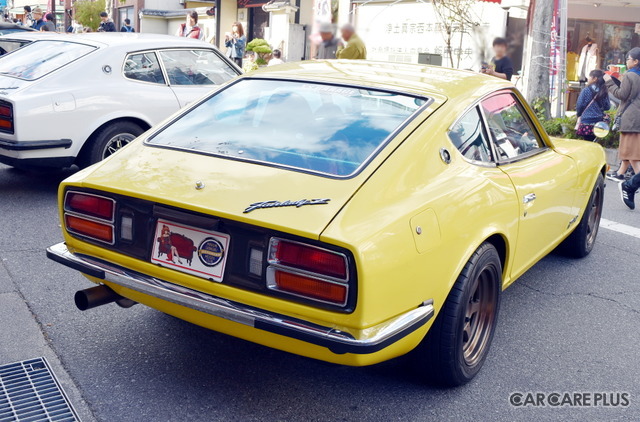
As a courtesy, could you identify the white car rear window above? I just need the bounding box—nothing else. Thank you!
[0,41,95,81]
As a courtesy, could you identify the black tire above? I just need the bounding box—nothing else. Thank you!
[414,242,502,387]
[77,121,144,168]
[557,174,604,258]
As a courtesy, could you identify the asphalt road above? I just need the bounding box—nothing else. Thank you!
[0,162,639,422]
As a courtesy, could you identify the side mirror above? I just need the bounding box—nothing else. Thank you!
[593,121,610,139]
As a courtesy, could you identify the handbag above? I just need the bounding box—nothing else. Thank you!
[576,123,595,138]
[575,96,597,130]
[612,102,628,132]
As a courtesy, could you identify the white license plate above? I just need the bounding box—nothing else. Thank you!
[150,219,230,282]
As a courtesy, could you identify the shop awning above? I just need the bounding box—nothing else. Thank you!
[8,5,48,14]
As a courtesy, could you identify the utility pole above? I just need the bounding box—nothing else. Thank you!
[65,0,71,31]
[525,0,553,119]
[51,0,56,29]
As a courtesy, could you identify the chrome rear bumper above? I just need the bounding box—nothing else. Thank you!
[46,242,434,355]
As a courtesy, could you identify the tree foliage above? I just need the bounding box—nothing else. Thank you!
[74,0,106,32]
[431,0,480,68]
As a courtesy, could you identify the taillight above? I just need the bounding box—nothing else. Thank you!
[267,238,350,306]
[63,191,115,244]
[66,192,114,221]
[271,270,347,304]
[65,215,114,243]
[0,101,13,134]
[273,240,347,279]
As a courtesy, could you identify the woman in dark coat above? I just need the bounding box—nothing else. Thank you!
[605,47,640,181]
[575,69,610,141]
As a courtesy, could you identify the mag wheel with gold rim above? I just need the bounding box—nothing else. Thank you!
[558,174,604,258]
[415,242,501,387]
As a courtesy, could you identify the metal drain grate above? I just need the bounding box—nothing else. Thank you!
[0,357,80,422]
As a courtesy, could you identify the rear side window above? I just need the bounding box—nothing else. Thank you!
[0,40,31,56]
[481,93,544,161]
[124,52,165,85]
[147,79,428,177]
[0,40,95,80]
[449,107,493,163]
[158,49,237,86]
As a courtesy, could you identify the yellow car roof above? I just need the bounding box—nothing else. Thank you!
[248,60,514,105]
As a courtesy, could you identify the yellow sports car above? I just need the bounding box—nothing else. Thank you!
[47,61,605,386]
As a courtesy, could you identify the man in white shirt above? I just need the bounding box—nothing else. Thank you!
[268,49,285,66]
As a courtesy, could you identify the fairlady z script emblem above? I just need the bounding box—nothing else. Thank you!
[244,199,331,213]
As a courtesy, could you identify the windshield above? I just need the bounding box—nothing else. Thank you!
[0,41,95,80]
[148,79,427,177]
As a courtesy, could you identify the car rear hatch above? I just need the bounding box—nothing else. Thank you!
[75,139,391,238]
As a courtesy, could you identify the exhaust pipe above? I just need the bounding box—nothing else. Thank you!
[74,285,136,311]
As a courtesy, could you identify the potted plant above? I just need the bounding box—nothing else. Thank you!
[246,39,272,66]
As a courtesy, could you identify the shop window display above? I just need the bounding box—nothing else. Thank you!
[567,20,640,82]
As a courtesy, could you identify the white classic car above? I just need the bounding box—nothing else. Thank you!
[0,33,241,169]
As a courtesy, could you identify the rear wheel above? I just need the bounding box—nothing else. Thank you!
[413,242,502,387]
[557,174,604,258]
[77,121,144,168]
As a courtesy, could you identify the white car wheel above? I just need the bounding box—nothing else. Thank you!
[78,121,145,168]
[102,133,137,160]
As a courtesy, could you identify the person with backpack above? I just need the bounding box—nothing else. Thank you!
[605,47,640,182]
[120,19,134,33]
[575,69,610,141]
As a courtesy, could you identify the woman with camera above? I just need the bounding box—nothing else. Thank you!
[225,22,246,68]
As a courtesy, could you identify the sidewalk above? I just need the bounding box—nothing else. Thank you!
[0,257,96,422]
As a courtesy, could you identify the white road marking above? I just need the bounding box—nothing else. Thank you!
[600,218,640,239]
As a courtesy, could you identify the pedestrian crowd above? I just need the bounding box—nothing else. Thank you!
[568,41,640,211]
[313,22,367,60]
[3,6,56,32]
[2,7,370,67]
[1,6,132,33]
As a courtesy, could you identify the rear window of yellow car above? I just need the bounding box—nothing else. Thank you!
[147,79,429,177]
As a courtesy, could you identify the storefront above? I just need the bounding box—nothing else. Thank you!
[351,0,522,73]
[116,1,138,31]
[564,2,640,111]
[139,8,217,42]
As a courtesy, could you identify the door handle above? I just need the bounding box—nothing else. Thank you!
[523,193,536,204]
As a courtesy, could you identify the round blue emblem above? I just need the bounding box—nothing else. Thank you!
[198,237,224,267]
